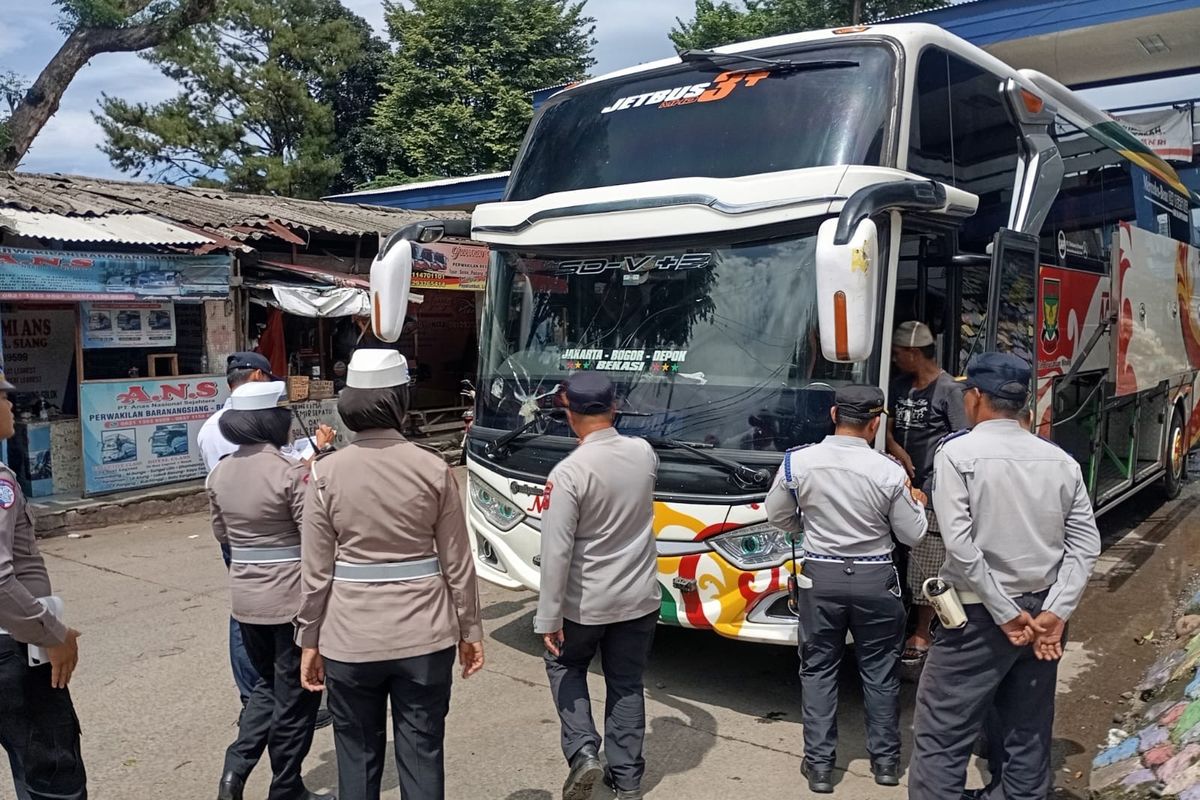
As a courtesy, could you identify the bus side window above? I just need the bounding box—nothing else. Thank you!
[906,49,1021,256]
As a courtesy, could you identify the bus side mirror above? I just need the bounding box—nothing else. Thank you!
[371,218,472,342]
[815,217,879,363]
[370,233,415,343]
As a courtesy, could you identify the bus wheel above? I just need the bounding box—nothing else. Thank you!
[1163,409,1186,500]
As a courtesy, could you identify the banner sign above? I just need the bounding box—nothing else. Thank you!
[81,301,176,349]
[0,304,75,406]
[0,248,231,299]
[409,241,489,291]
[80,376,230,495]
[1132,165,1194,243]
[1117,107,1194,163]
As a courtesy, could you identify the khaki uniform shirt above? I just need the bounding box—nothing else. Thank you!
[0,464,66,646]
[295,429,482,662]
[534,427,660,634]
[207,444,307,626]
[933,419,1101,624]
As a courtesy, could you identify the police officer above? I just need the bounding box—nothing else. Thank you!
[535,372,659,800]
[0,367,88,800]
[296,349,484,800]
[766,385,928,794]
[908,353,1101,800]
[208,381,332,800]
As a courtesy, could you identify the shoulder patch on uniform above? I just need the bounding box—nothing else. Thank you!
[0,479,16,509]
[934,428,971,452]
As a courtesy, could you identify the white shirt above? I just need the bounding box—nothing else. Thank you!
[198,399,313,473]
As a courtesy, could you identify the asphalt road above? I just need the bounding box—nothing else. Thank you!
[5,472,1199,799]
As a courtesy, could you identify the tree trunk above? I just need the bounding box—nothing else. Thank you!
[1,0,217,171]
[852,0,864,24]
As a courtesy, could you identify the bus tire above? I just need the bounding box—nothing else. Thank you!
[1163,408,1186,501]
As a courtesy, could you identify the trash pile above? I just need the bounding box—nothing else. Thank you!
[1092,595,1200,798]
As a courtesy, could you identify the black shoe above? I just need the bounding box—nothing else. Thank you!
[802,761,834,794]
[602,768,644,799]
[217,771,245,800]
[297,792,336,800]
[872,761,901,787]
[562,745,602,800]
[314,707,333,730]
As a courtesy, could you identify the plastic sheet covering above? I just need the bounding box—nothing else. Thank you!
[270,284,369,318]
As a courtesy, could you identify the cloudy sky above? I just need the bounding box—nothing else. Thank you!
[2,0,697,179]
[2,0,1192,181]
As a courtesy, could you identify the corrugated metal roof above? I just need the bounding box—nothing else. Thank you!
[0,208,211,245]
[0,172,465,243]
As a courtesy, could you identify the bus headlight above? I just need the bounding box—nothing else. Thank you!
[468,475,525,531]
[708,523,795,570]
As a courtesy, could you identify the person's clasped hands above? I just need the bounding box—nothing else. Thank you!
[999,609,1065,661]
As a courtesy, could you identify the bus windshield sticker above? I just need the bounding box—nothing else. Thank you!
[560,348,688,373]
[553,253,713,276]
[599,71,771,114]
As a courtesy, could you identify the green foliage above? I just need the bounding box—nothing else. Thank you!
[95,0,384,198]
[0,71,28,153]
[670,0,946,50]
[369,0,596,183]
[53,0,201,33]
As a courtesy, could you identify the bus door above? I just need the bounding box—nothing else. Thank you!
[894,227,962,376]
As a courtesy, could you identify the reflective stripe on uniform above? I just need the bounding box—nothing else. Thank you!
[332,556,441,583]
[230,545,302,564]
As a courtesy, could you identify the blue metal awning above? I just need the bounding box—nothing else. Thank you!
[899,0,1200,87]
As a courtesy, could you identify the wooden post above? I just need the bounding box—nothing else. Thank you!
[317,316,328,379]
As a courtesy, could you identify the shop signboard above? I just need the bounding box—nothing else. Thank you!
[0,303,75,407]
[79,375,230,495]
[81,301,176,349]
[409,241,489,291]
[0,247,230,300]
[1117,107,1194,163]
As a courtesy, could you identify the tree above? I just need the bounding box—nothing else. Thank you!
[369,0,595,183]
[96,0,385,198]
[0,72,30,155]
[2,0,217,170]
[670,0,945,50]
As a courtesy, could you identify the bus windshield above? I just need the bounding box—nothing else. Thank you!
[477,229,873,453]
[507,43,897,201]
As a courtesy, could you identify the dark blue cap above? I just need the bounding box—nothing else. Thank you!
[964,352,1031,401]
[835,384,886,421]
[563,372,615,415]
[226,351,282,381]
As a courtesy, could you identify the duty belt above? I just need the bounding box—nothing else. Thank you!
[332,556,441,583]
[803,552,893,565]
[230,545,302,565]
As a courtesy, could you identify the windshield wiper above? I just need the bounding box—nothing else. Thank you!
[644,437,773,490]
[678,49,859,74]
[485,408,565,459]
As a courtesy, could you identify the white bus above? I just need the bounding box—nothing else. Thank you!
[370,23,1200,646]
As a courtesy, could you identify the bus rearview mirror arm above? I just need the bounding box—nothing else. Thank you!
[372,218,473,342]
[817,180,969,364]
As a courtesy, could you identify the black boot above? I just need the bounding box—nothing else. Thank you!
[562,744,602,800]
[872,761,901,787]
[602,767,644,799]
[802,760,834,794]
[217,771,245,800]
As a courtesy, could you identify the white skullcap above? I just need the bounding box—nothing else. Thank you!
[347,349,410,389]
[228,381,286,410]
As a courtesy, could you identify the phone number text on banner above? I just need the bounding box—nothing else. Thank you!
[80,376,230,495]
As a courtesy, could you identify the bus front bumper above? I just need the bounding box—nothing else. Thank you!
[468,508,800,647]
